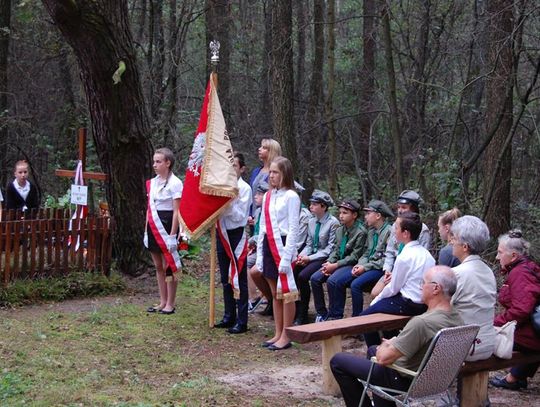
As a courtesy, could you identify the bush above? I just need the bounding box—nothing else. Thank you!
[0,271,126,307]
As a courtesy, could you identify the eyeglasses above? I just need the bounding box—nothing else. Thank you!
[421,281,439,288]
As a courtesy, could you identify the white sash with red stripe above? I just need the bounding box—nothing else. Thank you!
[216,220,248,299]
[264,190,299,303]
[146,179,182,276]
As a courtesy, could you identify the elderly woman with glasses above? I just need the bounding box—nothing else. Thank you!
[450,215,497,361]
[490,230,540,391]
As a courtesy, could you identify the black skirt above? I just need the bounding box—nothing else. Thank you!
[146,210,176,253]
[262,235,287,280]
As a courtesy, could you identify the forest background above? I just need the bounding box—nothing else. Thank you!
[0,0,539,274]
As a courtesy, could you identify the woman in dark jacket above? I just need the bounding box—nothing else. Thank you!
[490,230,540,390]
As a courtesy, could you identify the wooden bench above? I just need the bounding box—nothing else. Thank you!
[285,313,411,395]
[458,351,540,406]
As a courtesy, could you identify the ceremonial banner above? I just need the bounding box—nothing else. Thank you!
[179,73,238,238]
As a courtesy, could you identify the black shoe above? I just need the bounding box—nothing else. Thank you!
[267,342,292,351]
[158,308,176,315]
[228,324,248,334]
[146,306,161,313]
[214,319,235,328]
[489,376,527,390]
[259,302,273,316]
[248,297,263,313]
[261,340,275,348]
[293,316,308,326]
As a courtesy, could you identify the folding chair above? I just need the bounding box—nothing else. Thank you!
[358,324,480,407]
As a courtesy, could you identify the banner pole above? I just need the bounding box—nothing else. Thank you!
[209,224,217,327]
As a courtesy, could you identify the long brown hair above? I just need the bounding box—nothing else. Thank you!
[271,156,294,190]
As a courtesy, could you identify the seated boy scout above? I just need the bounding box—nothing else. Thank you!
[326,199,394,320]
[293,189,340,325]
[310,198,367,322]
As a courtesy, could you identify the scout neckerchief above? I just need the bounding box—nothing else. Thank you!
[312,220,322,252]
[264,189,299,303]
[216,217,248,300]
[146,178,182,279]
[338,227,350,259]
[368,221,390,259]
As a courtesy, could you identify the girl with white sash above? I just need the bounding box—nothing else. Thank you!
[144,148,183,315]
[256,156,300,351]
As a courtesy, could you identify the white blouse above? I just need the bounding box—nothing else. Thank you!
[256,187,301,268]
[150,173,183,211]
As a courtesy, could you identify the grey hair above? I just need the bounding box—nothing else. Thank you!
[498,229,530,256]
[428,266,458,298]
[450,215,490,254]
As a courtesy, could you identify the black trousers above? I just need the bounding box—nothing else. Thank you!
[216,227,249,326]
[330,345,412,407]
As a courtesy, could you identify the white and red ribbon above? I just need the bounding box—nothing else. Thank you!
[68,160,87,251]
[216,220,248,299]
[146,179,182,275]
[264,190,298,303]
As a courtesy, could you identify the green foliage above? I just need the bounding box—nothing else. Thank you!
[0,372,28,401]
[43,189,72,209]
[0,272,125,307]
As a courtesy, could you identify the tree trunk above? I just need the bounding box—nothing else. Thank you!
[325,0,337,197]
[41,0,153,275]
[258,0,273,134]
[305,0,325,182]
[271,0,297,167]
[381,1,404,192]
[357,0,377,200]
[482,0,514,237]
[0,0,10,188]
[206,0,231,125]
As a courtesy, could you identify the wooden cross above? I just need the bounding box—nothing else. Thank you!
[55,128,108,182]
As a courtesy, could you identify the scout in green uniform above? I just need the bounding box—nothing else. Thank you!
[310,199,367,322]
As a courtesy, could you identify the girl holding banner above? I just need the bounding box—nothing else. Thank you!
[144,148,183,315]
[256,156,300,351]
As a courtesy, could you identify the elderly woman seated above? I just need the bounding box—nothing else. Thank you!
[450,215,496,361]
[490,230,540,390]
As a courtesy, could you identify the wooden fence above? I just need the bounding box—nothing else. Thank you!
[0,209,114,286]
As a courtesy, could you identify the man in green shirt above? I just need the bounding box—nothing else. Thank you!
[330,265,464,407]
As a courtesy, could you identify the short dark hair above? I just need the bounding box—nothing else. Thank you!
[398,212,422,241]
[234,152,246,168]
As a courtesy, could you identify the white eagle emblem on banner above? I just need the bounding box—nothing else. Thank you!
[187,132,206,176]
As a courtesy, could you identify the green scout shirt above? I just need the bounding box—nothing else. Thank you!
[356,221,392,271]
[327,221,367,267]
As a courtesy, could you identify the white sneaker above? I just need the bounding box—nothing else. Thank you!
[315,314,327,323]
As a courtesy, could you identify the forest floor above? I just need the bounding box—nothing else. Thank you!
[1,256,538,406]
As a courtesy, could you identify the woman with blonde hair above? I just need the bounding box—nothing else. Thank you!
[256,156,300,350]
[437,208,461,267]
[249,138,282,208]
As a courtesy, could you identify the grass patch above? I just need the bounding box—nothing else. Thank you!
[0,271,126,307]
[0,273,334,406]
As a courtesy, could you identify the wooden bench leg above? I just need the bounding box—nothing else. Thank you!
[460,372,489,407]
[321,335,342,396]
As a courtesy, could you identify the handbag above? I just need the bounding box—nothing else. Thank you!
[494,320,516,359]
[532,303,540,335]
